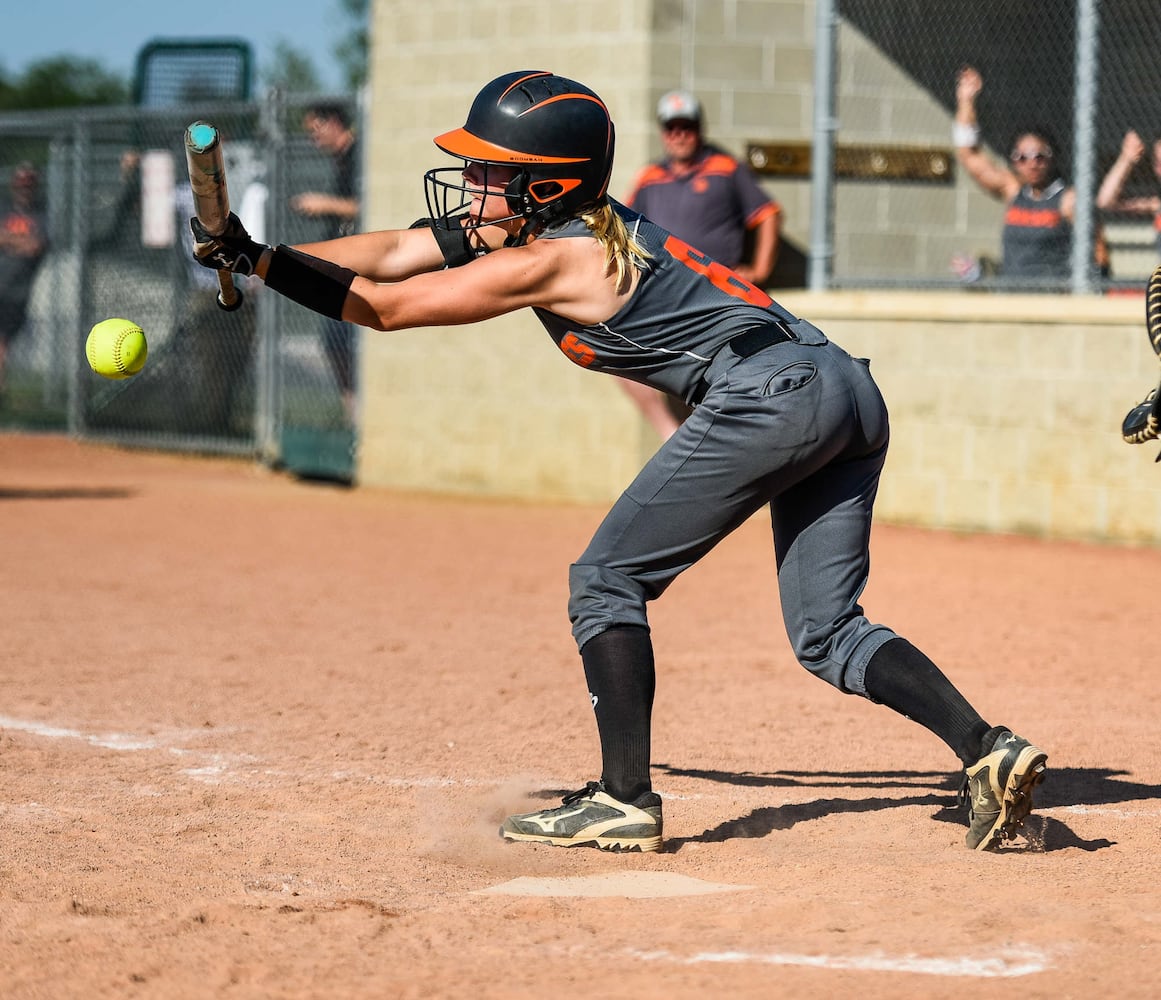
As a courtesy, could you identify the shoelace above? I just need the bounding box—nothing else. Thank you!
[561,781,604,806]
[956,775,972,815]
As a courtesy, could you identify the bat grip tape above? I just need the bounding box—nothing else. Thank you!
[264,245,357,320]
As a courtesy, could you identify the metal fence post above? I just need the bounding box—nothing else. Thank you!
[809,0,839,291]
[255,87,284,465]
[1071,0,1100,295]
[66,119,90,437]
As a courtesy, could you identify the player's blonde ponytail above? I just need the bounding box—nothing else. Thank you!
[579,201,651,291]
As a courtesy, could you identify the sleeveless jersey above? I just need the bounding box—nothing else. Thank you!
[531,201,822,404]
[1000,179,1071,278]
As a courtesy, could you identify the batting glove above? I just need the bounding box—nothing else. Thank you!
[189,213,267,276]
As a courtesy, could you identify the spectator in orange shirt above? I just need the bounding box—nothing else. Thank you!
[621,89,781,438]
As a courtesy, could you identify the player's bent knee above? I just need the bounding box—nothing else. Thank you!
[789,624,896,696]
[568,562,651,650]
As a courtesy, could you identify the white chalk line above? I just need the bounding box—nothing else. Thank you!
[0,714,256,782]
[621,945,1050,978]
[1063,804,1161,817]
[4,715,1161,820]
[0,714,166,751]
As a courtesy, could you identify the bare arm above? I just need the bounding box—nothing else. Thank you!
[734,208,779,286]
[616,378,681,440]
[954,66,1019,202]
[1096,130,1161,214]
[254,231,629,334]
[291,220,514,283]
[292,227,447,282]
[290,192,359,221]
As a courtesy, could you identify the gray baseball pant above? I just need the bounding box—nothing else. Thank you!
[569,333,897,696]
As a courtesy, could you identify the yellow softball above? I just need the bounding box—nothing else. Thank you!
[85,318,148,380]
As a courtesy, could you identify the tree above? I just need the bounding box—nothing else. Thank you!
[0,57,128,110]
[335,0,369,92]
[262,42,323,94]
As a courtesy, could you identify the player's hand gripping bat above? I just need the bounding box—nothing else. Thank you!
[1121,263,1161,458]
[184,121,245,311]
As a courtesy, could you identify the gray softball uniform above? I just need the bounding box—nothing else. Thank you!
[533,201,897,696]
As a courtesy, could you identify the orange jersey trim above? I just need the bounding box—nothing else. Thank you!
[746,202,780,229]
[625,164,671,202]
[1004,205,1063,229]
[698,153,740,177]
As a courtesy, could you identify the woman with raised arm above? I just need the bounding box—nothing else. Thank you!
[954,65,1080,282]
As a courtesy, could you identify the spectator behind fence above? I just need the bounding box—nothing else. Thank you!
[621,88,781,439]
[953,66,1086,285]
[1096,130,1161,255]
[176,158,268,436]
[291,103,361,422]
[0,163,48,396]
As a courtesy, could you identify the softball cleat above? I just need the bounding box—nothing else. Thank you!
[961,727,1048,851]
[500,780,663,852]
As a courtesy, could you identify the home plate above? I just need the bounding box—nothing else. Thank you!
[475,871,755,898]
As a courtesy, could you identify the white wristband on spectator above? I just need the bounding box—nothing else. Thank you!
[953,122,980,148]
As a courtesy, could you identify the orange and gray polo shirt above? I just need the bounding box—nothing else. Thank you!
[625,143,779,269]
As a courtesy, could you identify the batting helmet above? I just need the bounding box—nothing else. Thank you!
[424,70,616,240]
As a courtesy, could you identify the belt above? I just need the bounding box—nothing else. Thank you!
[690,321,795,404]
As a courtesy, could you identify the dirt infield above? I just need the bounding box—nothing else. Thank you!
[3,432,1161,999]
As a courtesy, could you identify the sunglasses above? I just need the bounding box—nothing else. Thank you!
[1011,150,1052,163]
[662,120,698,134]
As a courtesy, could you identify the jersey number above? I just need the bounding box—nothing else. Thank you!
[664,234,773,307]
[559,332,597,367]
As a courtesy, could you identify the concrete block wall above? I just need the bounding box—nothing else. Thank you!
[359,0,666,503]
[356,1,1161,545]
[776,290,1161,544]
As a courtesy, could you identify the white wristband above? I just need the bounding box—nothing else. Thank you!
[953,122,980,148]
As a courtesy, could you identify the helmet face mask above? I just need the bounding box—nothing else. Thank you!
[426,70,615,243]
[423,162,530,232]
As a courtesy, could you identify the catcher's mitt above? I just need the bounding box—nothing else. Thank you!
[1121,263,1161,452]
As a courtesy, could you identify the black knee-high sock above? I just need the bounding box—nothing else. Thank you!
[580,625,655,802]
[863,637,992,766]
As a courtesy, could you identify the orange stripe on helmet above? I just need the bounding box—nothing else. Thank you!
[518,92,609,117]
[433,127,586,164]
[498,71,553,102]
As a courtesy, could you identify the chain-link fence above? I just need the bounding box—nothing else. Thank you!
[10,2,1161,473]
[0,91,360,477]
[751,0,1161,293]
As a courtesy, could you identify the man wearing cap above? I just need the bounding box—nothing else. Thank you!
[627,89,780,287]
[619,89,781,439]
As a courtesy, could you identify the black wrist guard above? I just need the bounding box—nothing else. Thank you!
[264,246,357,320]
[410,215,479,268]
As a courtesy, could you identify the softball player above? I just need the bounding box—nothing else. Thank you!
[191,70,1048,853]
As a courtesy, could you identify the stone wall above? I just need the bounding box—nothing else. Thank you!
[355,1,1161,544]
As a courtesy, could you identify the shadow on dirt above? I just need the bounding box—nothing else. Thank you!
[648,763,1155,853]
[0,487,135,500]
